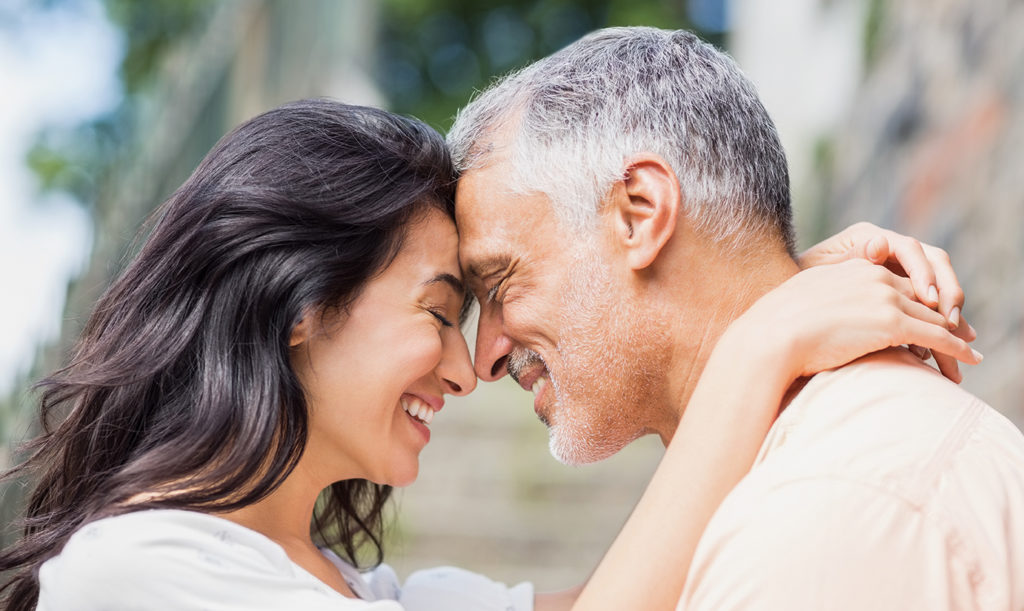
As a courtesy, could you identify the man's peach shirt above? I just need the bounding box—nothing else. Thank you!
[679,348,1024,610]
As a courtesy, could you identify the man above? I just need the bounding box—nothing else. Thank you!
[447,27,1024,609]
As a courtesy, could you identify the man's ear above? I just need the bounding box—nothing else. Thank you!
[607,153,681,270]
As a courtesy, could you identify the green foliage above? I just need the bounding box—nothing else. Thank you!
[26,120,120,205]
[26,1,705,200]
[23,0,211,205]
[103,0,212,93]
[862,0,885,71]
[376,0,691,131]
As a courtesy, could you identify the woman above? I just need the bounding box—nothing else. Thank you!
[0,99,977,610]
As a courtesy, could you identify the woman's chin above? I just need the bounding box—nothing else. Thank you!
[374,461,420,488]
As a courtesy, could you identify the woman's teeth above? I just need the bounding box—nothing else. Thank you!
[401,397,433,425]
[531,377,548,395]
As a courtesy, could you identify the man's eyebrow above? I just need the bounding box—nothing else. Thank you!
[466,255,512,281]
[424,272,465,296]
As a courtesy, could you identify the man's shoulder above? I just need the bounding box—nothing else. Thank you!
[679,349,1024,609]
[717,345,1024,555]
[782,347,984,436]
[756,347,1022,487]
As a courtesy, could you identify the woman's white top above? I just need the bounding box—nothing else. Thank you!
[36,509,533,611]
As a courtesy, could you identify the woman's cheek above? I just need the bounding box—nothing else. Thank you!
[403,329,445,376]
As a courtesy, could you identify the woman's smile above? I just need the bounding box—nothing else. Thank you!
[290,207,474,488]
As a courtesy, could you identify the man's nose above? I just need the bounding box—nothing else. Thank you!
[474,305,513,382]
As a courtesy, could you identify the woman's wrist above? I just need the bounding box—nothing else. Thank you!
[711,313,802,392]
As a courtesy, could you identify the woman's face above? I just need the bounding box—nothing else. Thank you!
[290,207,476,487]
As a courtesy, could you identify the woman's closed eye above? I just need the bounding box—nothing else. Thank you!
[428,308,454,328]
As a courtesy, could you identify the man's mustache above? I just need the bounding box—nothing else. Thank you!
[507,348,545,385]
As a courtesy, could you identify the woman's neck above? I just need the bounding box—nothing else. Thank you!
[216,463,360,599]
[217,460,322,545]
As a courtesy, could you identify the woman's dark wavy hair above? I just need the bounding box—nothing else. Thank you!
[0,98,457,610]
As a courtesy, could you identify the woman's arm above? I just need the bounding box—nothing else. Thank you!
[536,259,979,611]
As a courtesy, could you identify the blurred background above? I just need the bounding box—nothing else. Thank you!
[0,0,1020,592]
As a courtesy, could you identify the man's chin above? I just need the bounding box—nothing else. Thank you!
[546,426,630,466]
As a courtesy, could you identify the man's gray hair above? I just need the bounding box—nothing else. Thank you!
[447,27,794,253]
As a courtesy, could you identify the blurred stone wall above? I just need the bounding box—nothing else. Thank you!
[816,0,1023,424]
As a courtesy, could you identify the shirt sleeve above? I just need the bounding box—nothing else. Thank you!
[678,477,977,611]
[397,566,534,611]
[36,521,404,611]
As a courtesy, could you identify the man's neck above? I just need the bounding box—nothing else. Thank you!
[651,235,801,444]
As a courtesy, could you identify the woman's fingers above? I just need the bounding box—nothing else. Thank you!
[933,352,963,384]
[962,319,978,342]
[738,259,980,384]
[930,315,979,383]
[820,226,964,328]
[887,254,968,337]
[898,313,979,366]
[863,235,890,265]
[925,245,966,328]
[899,292,950,330]
[899,296,982,364]
[884,235,939,308]
[897,293,980,384]
[797,222,880,268]
[908,344,930,360]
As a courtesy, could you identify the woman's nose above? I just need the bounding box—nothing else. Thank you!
[439,329,477,396]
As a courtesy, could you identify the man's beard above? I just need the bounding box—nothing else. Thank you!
[531,244,667,465]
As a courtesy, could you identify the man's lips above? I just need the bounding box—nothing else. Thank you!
[512,365,551,422]
[513,365,547,394]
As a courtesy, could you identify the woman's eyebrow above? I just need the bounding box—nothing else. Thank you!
[423,272,465,296]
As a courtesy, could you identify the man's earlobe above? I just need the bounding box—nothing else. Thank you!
[612,154,681,270]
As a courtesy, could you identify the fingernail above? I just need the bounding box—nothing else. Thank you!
[927,285,939,305]
[909,345,925,359]
[971,348,984,363]
[948,306,960,329]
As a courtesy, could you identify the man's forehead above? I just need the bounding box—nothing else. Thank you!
[455,216,522,285]
[455,216,516,277]
[454,158,560,280]
[454,165,523,237]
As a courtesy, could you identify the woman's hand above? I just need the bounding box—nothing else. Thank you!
[798,222,964,325]
[797,222,973,381]
[723,259,980,386]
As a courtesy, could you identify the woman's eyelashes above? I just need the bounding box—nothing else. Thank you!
[428,308,454,328]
